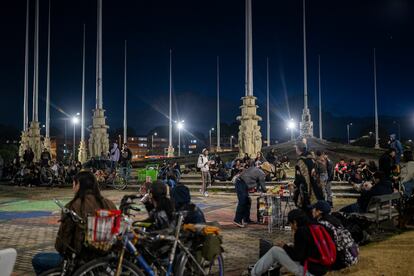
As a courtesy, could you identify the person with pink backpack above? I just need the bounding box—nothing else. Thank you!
[250,209,336,276]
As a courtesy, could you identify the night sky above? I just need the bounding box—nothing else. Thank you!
[1,0,414,140]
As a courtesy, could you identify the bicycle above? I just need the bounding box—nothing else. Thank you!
[76,196,224,276]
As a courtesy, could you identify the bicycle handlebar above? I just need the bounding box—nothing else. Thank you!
[53,199,84,224]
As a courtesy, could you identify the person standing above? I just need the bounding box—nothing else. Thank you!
[316,151,329,205]
[119,143,132,179]
[23,147,35,165]
[109,142,120,172]
[292,140,324,211]
[197,148,212,197]
[233,162,271,228]
[325,153,334,207]
[389,134,403,165]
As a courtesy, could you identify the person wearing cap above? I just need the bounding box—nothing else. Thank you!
[292,140,324,211]
[233,161,271,228]
[197,148,212,197]
[340,171,393,213]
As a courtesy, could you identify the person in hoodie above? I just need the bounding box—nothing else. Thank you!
[109,142,120,172]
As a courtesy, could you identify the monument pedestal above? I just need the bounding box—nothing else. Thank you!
[19,131,30,159]
[89,108,109,158]
[43,137,51,153]
[28,121,42,161]
[78,140,88,163]
[299,108,314,138]
[237,96,262,158]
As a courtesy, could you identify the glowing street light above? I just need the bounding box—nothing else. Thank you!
[287,119,296,141]
[72,114,80,159]
[175,120,185,157]
[151,132,158,150]
[230,135,235,149]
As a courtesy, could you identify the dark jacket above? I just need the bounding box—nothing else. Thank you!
[294,153,324,208]
[120,148,132,167]
[283,224,331,275]
[379,153,395,180]
[55,193,116,258]
[357,180,393,212]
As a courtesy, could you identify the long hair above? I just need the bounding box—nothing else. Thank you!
[70,170,105,208]
[151,181,174,220]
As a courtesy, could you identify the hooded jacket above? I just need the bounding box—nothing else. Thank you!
[110,143,120,162]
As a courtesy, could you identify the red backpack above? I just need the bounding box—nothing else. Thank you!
[304,224,337,275]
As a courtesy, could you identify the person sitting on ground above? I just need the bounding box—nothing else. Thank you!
[141,180,175,231]
[32,171,117,275]
[340,171,393,213]
[292,140,325,211]
[250,209,335,276]
[334,159,348,181]
[347,159,357,179]
[399,150,414,228]
[254,152,266,167]
[171,181,206,224]
[231,158,244,179]
[242,153,251,166]
[233,161,271,228]
[281,155,290,169]
[266,149,277,165]
[311,201,359,270]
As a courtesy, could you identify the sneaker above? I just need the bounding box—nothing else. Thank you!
[204,191,209,197]
[233,220,245,228]
[244,220,257,225]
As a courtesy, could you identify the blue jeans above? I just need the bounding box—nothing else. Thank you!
[234,179,251,223]
[32,252,62,275]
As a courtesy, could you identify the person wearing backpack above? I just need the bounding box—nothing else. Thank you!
[292,140,325,212]
[251,209,336,276]
[311,200,359,270]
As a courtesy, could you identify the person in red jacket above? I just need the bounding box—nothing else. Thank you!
[334,159,348,181]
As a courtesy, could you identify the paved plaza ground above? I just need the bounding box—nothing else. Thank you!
[0,185,413,275]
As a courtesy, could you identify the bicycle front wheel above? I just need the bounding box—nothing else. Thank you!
[112,174,128,190]
[73,256,144,276]
[175,253,224,276]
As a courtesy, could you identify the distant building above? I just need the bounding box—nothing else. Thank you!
[128,136,148,161]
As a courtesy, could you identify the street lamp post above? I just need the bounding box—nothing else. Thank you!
[209,128,215,150]
[72,114,80,159]
[151,132,157,152]
[347,122,353,144]
[393,121,401,140]
[176,121,184,157]
[230,135,234,149]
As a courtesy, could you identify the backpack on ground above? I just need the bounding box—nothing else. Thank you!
[304,224,336,274]
[318,220,359,269]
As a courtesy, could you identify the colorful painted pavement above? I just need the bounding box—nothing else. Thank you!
[0,185,290,275]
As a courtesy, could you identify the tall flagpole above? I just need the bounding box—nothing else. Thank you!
[216,56,221,151]
[78,24,88,163]
[302,0,308,111]
[81,25,86,143]
[266,57,270,146]
[32,0,39,122]
[123,40,127,144]
[318,55,322,140]
[245,0,253,96]
[45,0,51,139]
[23,0,29,131]
[96,0,103,109]
[374,48,380,149]
[167,49,173,157]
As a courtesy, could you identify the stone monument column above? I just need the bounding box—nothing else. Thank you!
[299,0,314,138]
[89,0,109,158]
[237,0,262,158]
